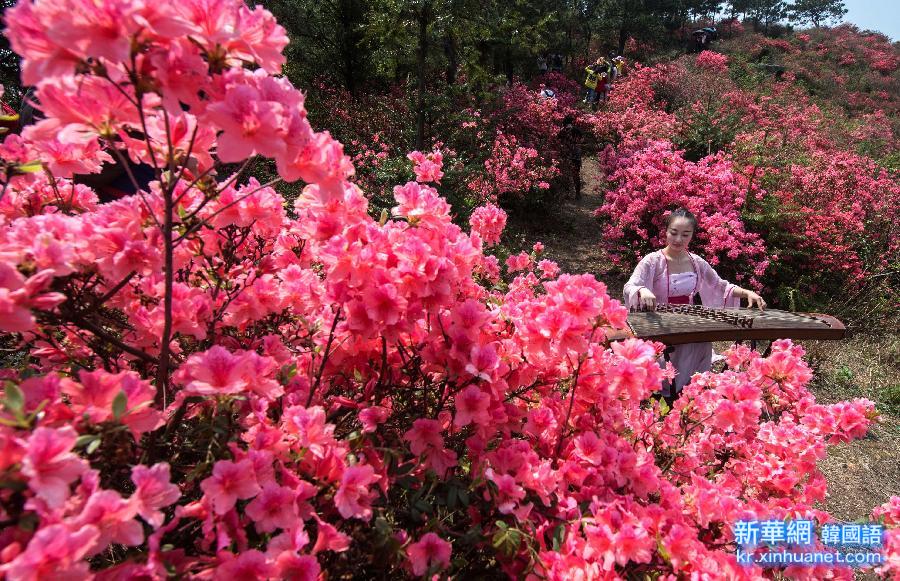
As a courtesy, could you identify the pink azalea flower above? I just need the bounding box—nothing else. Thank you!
[403,419,458,477]
[199,459,261,515]
[505,252,531,273]
[311,519,351,554]
[573,432,606,466]
[73,489,144,556]
[273,553,320,581]
[175,346,251,397]
[65,369,162,438]
[361,282,406,327]
[469,204,507,247]
[281,406,336,458]
[695,50,729,72]
[453,385,491,427]
[0,263,36,332]
[131,463,181,527]
[464,343,499,381]
[19,426,87,508]
[391,181,451,226]
[407,150,444,184]
[537,259,560,280]
[245,483,298,533]
[358,406,390,433]
[214,550,274,580]
[406,532,452,576]
[3,524,98,581]
[403,419,444,457]
[334,464,380,520]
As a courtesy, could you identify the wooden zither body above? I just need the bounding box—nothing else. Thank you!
[607,305,846,345]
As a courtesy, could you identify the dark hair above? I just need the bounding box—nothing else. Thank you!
[665,207,698,229]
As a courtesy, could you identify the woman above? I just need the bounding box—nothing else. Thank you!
[623,208,766,402]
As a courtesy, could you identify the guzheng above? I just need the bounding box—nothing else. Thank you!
[608,305,846,346]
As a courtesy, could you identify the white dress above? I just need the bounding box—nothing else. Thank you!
[661,272,713,397]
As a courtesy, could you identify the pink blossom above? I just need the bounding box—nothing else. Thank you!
[406,532,452,576]
[334,464,380,520]
[64,369,162,437]
[311,519,351,554]
[273,553,320,581]
[174,346,251,396]
[391,181,451,226]
[454,385,491,427]
[359,406,390,433]
[469,203,507,247]
[407,150,444,184]
[538,259,560,280]
[3,524,98,581]
[695,50,729,72]
[403,419,444,457]
[214,550,274,580]
[199,459,261,515]
[505,252,531,273]
[19,426,87,508]
[245,484,298,533]
[131,463,181,527]
[174,347,281,400]
[73,489,144,556]
[282,406,336,458]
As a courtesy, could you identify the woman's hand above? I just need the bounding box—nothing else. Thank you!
[744,290,766,310]
[638,288,657,310]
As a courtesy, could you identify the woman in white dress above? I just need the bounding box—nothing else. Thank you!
[622,208,767,402]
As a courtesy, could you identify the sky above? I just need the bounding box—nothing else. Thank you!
[840,0,900,41]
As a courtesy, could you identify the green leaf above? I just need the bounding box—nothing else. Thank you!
[375,517,391,535]
[552,524,565,551]
[379,209,389,225]
[14,160,43,174]
[112,390,128,420]
[447,486,458,510]
[658,396,670,416]
[4,383,24,414]
[75,434,98,448]
[86,437,102,455]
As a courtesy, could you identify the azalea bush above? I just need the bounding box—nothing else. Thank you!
[0,2,899,580]
[594,140,769,289]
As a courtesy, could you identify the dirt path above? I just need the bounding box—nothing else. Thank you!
[506,157,624,291]
[509,156,899,537]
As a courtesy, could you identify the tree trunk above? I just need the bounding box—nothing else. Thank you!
[415,2,430,151]
[339,0,357,93]
[444,31,457,86]
[618,20,629,55]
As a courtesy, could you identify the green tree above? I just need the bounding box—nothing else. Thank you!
[787,0,847,27]
[729,0,788,34]
[258,0,370,92]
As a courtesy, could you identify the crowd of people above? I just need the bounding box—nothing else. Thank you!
[582,52,624,108]
[536,52,565,74]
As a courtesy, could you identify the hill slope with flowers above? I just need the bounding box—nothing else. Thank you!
[0,3,898,580]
